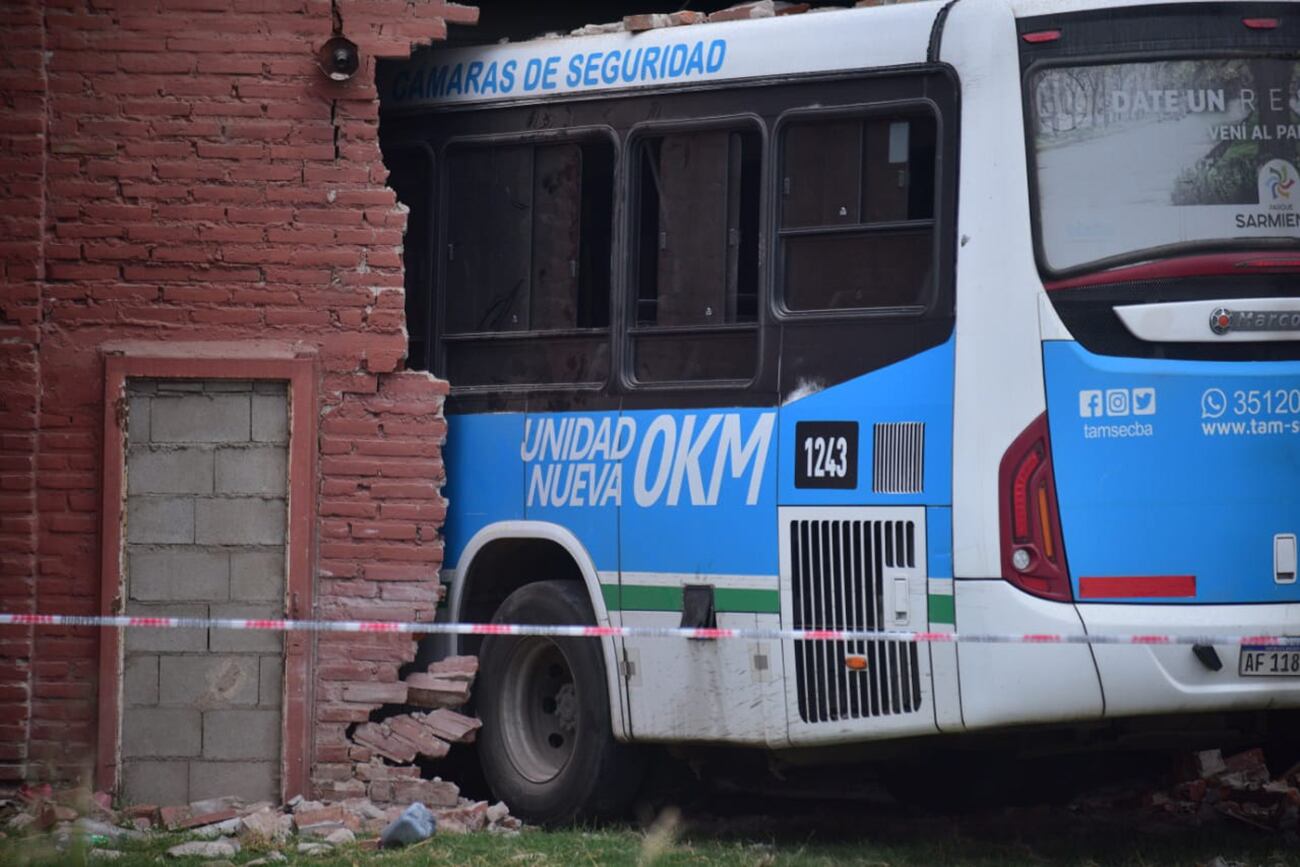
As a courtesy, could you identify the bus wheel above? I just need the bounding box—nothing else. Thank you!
[477,580,644,825]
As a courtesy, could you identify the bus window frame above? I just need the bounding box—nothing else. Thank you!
[1021,47,1300,282]
[621,113,769,393]
[770,98,947,322]
[380,140,437,372]
[434,125,621,395]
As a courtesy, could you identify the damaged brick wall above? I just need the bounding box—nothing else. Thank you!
[0,0,48,788]
[313,373,449,801]
[0,0,477,793]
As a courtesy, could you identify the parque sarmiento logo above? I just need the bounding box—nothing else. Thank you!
[1269,164,1295,201]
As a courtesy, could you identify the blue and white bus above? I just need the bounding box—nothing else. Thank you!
[379,0,1300,822]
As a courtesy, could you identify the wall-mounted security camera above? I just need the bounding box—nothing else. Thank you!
[319,35,360,82]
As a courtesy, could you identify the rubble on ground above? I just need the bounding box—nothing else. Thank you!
[0,781,521,859]
[1071,747,1300,834]
[565,1,814,36]
[0,655,511,856]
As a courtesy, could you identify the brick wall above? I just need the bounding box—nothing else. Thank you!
[0,0,48,788]
[0,0,475,792]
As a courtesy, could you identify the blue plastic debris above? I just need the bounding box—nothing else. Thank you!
[379,802,436,848]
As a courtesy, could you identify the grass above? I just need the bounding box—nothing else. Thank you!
[3,805,1300,866]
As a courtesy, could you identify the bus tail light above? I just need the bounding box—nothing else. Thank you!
[998,413,1072,601]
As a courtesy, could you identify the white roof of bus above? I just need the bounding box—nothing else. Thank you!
[379,0,1266,111]
[380,1,946,110]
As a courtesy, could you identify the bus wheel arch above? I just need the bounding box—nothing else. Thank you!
[451,522,629,738]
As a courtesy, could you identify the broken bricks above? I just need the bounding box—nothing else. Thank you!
[427,654,478,682]
[352,721,420,764]
[420,708,482,744]
[337,654,483,804]
[392,778,460,808]
[388,715,452,759]
[1099,747,1300,833]
[404,673,470,709]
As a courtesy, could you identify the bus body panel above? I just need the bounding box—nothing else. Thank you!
[777,337,954,507]
[614,406,782,744]
[940,0,1111,716]
[926,507,964,732]
[945,0,1046,582]
[442,412,527,568]
[1044,342,1300,606]
[774,338,955,744]
[620,609,787,746]
[443,335,958,746]
[1083,602,1300,715]
[954,580,1105,729]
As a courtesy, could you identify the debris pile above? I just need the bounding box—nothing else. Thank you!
[566,1,814,36]
[1,785,521,858]
[344,655,483,806]
[1072,748,1300,833]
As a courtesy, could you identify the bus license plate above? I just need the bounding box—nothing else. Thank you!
[1238,644,1300,677]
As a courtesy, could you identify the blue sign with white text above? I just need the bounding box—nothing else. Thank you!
[1044,341,1300,604]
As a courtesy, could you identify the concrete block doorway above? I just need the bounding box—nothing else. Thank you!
[98,346,316,804]
[120,379,287,804]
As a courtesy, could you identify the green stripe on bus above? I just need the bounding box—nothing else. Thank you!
[600,583,620,611]
[600,584,780,614]
[716,588,781,614]
[928,593,956,625]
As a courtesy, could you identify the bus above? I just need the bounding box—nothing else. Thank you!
[378,0,1300,823]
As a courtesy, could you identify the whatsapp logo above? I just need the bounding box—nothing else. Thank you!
[1201,388,1227,419]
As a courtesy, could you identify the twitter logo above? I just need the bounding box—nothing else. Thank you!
[1131,387,1156,416]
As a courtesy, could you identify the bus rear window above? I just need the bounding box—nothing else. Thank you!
[1028,58,1300,274]
[778,113,936,313]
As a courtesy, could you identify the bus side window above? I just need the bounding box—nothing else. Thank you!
[631,127,761,384]
[445,145,533,333]
[779,113,937,314]
[440,138,614,388]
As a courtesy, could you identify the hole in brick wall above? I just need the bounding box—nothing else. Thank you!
[344,673,492,802]
[381,145,434,372]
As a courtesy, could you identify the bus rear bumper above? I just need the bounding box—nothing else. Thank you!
[1081,602,1300,717]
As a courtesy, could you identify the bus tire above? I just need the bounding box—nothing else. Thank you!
[477,579,644,825]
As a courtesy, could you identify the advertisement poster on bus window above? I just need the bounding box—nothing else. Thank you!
[1028,59,1300,272]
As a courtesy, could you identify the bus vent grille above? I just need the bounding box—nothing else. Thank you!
[872,422,925,494]
[790,518,923,723]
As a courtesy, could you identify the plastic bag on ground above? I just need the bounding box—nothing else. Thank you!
[379,802,435,849]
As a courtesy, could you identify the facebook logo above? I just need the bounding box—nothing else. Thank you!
[1078,390,1103,418]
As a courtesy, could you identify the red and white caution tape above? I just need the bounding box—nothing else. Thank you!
[0,612,1296,647]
